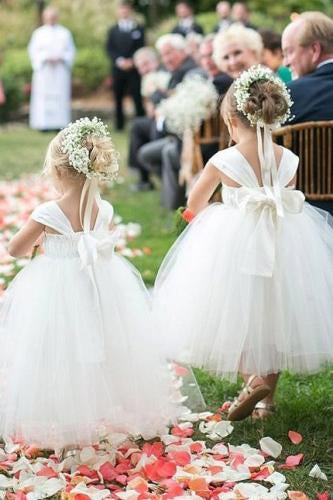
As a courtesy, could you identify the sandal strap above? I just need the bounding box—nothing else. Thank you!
[254,401,275,411]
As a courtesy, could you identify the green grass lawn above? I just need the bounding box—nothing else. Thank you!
[0,124,332,496]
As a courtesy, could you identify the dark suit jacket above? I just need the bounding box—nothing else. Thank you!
[106,23,145,73]
[288,62,333,124]
[168,56,198,89]
[212,72,233,96]
[171,21,204,37]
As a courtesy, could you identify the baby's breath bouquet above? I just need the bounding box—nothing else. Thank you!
[158,75,218,136]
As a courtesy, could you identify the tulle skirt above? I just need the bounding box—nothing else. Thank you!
[153,202,333,380]
[0,253,180,448]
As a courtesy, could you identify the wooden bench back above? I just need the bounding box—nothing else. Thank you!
[273,121,333,200]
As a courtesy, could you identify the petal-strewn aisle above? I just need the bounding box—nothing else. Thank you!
[0,177,329,499]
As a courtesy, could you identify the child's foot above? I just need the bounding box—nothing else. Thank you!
[228,375,271,421]
[59,445,80,461]
[252,401,276,420]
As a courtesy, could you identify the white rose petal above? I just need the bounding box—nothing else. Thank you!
[259,437,283,458]
[266,471,287,484]
[309,464,328,481]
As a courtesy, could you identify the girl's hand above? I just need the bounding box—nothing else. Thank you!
[8,219,45,258]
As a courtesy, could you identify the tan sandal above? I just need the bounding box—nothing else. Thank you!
[252,401,276,420]
[59,445,80,461]
[228,375,271,421]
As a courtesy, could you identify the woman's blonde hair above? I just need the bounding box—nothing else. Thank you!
[213,24,263,69]
[44,130,117,180]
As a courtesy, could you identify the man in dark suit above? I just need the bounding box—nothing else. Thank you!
[231,2,256,30]
[213,1,232,34]
[282,12,333,124]
[106,1,145,130]
[171,1,204,37]
[282,12,333,213]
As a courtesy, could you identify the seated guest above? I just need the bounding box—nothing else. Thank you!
[128,34,197,192]
[231,2,257,30]
[282,11,333,213]
[198,35,233,95]
[133,47,160,76]
[260,29,292,83]
[185,32,204,66]
[282,11,333,123]
[171,1,204,37]
[213,23,263,79]
[129,47,169,191]
[214,1,233,33]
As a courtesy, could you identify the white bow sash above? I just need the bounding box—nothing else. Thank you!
[239,185,305,278]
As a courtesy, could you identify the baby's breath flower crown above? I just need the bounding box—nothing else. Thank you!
[61,117,119,181]
[233,65,293,127]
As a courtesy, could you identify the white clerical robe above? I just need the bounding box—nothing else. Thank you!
[28,24,76,130]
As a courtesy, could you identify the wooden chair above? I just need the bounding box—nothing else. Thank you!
[192,112,229,175]
[273,121,333,201]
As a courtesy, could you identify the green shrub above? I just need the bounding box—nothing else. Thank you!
[73,47,110,92]
[1,47,110,95]
[1,49,32,83]
[0,74,24,123]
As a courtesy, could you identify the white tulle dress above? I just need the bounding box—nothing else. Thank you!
[0,199,180,448]
[154,146,333,380]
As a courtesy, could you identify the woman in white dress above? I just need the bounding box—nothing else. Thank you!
[0,118,180,451]
[154,66,333,421]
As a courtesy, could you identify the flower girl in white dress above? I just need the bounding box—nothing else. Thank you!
[0,118,179,450]
[154,67,333,421]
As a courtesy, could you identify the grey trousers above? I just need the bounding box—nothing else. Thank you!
[138,137,186,210]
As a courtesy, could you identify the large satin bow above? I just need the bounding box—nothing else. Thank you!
[78,230,119,269]
[239,185,305,277]
[239,123,305,278]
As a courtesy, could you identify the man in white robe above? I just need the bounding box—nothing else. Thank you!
[28,7,75,131]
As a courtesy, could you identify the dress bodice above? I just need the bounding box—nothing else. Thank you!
[209,146,305,278]
[210,145,300,204]
[31,199,115,260]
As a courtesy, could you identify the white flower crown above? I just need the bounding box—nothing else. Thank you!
[233,65,293,127]
[61,117,119,181]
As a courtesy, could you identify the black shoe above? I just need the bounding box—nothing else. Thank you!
[129,181,154,192]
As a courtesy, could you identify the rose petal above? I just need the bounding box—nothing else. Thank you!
[285,454,304,467]
[259,437,283,458]
[288,431,303,445]
[288,492,310,500]
[309,464,328,481]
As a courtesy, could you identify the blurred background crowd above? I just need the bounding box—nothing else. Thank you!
[0,0,333,211]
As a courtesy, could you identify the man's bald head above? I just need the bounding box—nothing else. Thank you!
[42,6,59,26]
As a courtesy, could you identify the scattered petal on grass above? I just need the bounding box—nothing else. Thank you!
[309,464,328,481]
[288,492,310,500]
[316,492,330,500]
[259,437,283,458]
[288,431,303,445]
[285,454,304,467]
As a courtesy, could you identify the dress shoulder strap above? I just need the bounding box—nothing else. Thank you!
[209,147,259,187]
[95,199,114,230]
[278,147,299,186]
[31,201,73,234]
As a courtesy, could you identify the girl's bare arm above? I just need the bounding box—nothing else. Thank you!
[187,163,222,215]
[8,219,45,258]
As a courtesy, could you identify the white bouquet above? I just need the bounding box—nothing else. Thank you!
[158,75,218,137]
[141,70,171,97]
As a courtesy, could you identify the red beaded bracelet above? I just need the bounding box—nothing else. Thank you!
[181,208,195,223]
